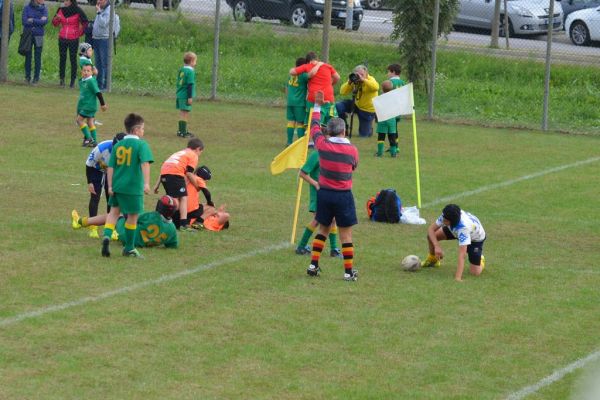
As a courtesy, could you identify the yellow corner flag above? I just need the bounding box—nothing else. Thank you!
[270,134,309,175]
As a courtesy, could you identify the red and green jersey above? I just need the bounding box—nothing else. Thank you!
[108,135,154,195]
[77,76,100,114]
[116,211,178,248]
[176,65,196,99]
[287,73,308,107]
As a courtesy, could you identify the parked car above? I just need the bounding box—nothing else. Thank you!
[226,0,364,30]
[454,0,563,36]
[363,0,390,10]
[565,5,600,45]
[558,0,600,23]
[87,0,180,10]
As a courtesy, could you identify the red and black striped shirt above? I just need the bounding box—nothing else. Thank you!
[310,109,359,191]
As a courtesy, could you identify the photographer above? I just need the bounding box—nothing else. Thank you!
[335,65,379,138]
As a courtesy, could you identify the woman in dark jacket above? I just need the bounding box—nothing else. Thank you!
[22,0,48,84]
[52,0,88,88]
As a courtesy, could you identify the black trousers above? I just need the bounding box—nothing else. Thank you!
[58,38,79,84]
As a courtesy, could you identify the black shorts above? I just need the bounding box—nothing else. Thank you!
[87,167,105,196]
[442,226,486,266]
[316,189,357,228]
[160,174,187,198]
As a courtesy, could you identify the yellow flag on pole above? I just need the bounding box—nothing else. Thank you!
[270,134,309,175]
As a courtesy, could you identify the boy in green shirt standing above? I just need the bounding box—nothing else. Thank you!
[76,64,107,147]
[176,51,197,138]
[102,113,154,258]
[285,57,308,146]
[375,80,399,157]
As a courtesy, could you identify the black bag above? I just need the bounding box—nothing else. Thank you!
[367,189,402,223]
[18,29,32,56]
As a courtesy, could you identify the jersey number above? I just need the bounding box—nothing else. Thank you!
[140,224,168,246]
[116,146,132,166]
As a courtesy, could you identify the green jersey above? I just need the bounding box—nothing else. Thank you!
[108,135,154,195]
[287,73,308,107]
[116,211,178,248]
[176,65,196,100]
[390,76,406,89]
[77,76,100,115]
[301,151,320,204]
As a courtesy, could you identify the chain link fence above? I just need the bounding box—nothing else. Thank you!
[1,0,599,133]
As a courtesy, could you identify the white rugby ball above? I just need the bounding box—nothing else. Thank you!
[401,255,421,272]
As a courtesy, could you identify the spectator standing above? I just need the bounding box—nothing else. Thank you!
[52,0,88,88]
[336,64,379,138]
[22,0,48,85]
[0,0,15,57]
[91,0,119,91]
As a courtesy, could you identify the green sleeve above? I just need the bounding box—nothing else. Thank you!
[301,151,319,174]
[139,141,154,164]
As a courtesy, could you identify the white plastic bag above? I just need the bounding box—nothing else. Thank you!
[400,206,426,225]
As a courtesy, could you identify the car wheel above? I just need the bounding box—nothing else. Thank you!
[232,0,252,22]
[499,16,514,37]
[290,3,310,28]
[569,21,591,46]
[366,0,382,10]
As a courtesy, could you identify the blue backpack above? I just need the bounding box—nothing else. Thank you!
[366,189,402,223]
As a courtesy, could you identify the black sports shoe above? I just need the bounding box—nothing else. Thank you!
[330,248,343,258]
[295,246,311,255]
[101,237,110,257]
[344,270,358,281]
[307,264,321,276]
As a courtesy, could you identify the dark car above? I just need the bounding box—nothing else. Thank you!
[226,0,364,30]
[363,0,390,10]
[558,0,600,23]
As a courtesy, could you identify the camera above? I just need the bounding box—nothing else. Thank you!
[348,72,361,84]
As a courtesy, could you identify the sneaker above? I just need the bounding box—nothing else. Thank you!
[421,257,441,268]
[82,139,92,147]
[101,237,110,257]
[122,248,144,258]
[295,246,311,255]
[480,255,486,272]
[307,264,321,277]
[111,230,119,241]
[330,248,343,258]
[180,225,196,232]
[87,140,97,148]
[390,152,397,158]
[60,79,65,87]
[94,119,103,126]
[88,226,99,239]
[190,222,204,230]
[344,270,358,281]
[71,210,81,229]
[177,131,184,137]
[374,152,383,157]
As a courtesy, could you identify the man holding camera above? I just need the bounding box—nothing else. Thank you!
[336,65,379,138]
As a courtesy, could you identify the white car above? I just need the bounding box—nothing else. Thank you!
[455,0,563,36]
[565,5,600,45]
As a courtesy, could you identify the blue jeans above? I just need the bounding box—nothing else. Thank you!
[93,38,109,90]
[336,99,376,138]
[24,39,43,82]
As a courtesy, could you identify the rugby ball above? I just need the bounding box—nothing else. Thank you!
[401,255,421,272]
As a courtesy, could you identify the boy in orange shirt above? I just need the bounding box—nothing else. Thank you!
[153,138,204,231]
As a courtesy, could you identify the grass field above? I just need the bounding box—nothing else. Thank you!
[1,84,600,399]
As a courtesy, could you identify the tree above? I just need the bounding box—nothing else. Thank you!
[390,0,459,89]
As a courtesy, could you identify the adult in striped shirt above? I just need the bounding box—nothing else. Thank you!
[306,91,360,282]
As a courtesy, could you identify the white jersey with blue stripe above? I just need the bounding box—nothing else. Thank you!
[435,210,486,246]
[86,140,113,170]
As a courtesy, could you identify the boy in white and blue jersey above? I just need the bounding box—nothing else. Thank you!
[76,133,125,238]
[422,204,486,281]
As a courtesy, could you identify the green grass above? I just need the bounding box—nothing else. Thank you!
[3,4,600,134]
[1,84,600,399]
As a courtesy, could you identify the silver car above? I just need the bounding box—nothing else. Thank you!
[455,0,563,35]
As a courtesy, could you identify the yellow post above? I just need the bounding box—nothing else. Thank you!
[410,85,422,208]
[291,178,304,244]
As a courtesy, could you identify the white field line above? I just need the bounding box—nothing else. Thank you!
[506,350,600,400]
[0,242,289,328]
[422,156,600,209]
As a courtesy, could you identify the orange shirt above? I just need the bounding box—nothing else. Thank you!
[204,214,225,231]
[160,148,198,177]
[186,175,206,213]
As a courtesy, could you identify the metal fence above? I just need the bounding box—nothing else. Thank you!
[1,0,599,133]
